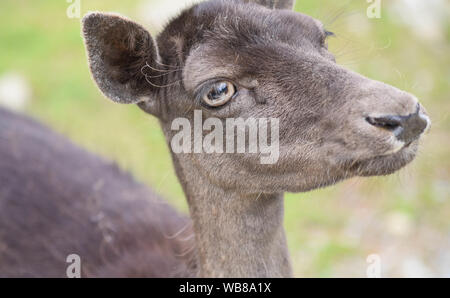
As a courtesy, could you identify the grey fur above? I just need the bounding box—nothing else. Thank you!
[245,0,296,10]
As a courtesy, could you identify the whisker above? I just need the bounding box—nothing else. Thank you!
[145,68,181,79]
[142,61,181,73]
[179,233,195,242]
[164,221,193,240]
[325,5,354,27]
[174,244,196,258]
[154,59,181,69]
[141,61,182,88]
[320,0,355,29]
[144,77,182,88]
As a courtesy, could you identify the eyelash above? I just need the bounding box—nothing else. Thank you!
[322,30,335,48]
[324,30,335,38]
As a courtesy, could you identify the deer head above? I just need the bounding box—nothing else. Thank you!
[82,0,430,277]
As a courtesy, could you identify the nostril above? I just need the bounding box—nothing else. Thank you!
[366,116,403,132]
[366,105,429,144]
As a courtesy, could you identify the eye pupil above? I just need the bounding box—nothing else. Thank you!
[202,81,236,107]
[208,82,229,101]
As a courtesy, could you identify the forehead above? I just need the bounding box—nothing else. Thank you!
[193,1,324,46]
[180,1,325,90]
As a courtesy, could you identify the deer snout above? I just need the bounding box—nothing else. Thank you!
[366,103,430,145]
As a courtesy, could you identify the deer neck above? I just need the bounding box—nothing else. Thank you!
[169,152,292,278]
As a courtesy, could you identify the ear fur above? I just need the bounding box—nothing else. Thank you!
[82,12,158,105]
[244,0,296,10]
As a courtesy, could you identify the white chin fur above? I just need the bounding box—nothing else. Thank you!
[384,136,405,155]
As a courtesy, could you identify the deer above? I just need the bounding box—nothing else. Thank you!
[0,106,197,277]
[0,0,430,278]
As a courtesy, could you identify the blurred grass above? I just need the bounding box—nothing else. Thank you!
[0,0,449,277]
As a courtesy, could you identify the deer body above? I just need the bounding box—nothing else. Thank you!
[0,0,430,277]
[0,108,194,277]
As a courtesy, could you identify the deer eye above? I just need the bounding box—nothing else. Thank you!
[202,81,236,107]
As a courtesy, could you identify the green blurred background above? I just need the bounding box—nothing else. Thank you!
[0,0,449,277]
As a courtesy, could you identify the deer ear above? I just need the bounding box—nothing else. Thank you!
[245,0,296,10]
[82,12,160,113]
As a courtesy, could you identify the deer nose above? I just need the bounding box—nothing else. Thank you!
[366,104,430,144]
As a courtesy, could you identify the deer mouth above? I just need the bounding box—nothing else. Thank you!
[350,139,419,177]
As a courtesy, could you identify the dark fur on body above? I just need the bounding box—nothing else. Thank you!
[0,108,194,277]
